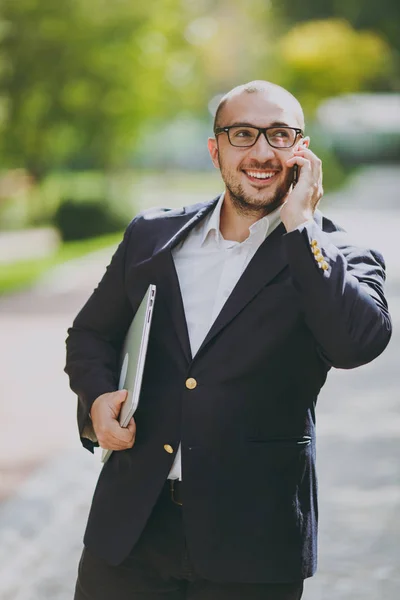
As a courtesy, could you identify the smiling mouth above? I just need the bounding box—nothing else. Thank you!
[243,170,279,184]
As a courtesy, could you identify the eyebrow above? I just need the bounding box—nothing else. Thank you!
[226,121,292,128]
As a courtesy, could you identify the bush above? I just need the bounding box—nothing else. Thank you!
[53,198,126,241]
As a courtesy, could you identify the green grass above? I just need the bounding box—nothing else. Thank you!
[21,169,221,226]
[0,169,222,295]
[0,231,123,295]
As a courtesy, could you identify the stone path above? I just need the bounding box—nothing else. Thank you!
[0,453,99,600]
[0,247,116,501]
[0,167,399,599]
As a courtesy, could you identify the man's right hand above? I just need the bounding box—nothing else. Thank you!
[90,390,136,451]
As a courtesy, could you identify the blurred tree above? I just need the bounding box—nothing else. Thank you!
[181,1,397,119]
[181,0,272,97]
[0,0,395,183]
[0,0,207,179]
[271,19,394,114]
[271,0,400,55]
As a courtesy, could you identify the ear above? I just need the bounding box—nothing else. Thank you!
[301,136,310,148]
[208,137,220,169]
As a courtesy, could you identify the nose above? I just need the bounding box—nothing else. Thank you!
[248,132,276,161]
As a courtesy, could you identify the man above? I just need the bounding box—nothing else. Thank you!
[65,80,391,600]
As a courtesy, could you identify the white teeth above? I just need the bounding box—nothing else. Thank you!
[246,171,275,179]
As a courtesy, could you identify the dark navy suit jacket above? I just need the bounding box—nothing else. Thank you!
[65,197,391,583]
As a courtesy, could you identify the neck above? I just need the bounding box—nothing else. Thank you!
[219,192,268,243]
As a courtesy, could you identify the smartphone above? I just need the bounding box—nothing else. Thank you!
[292,138,308,186]
[292,164,299,187]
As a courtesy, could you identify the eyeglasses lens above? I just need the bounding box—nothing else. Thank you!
[228,127,297,148]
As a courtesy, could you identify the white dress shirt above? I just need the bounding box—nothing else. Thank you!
[169,194,282,480]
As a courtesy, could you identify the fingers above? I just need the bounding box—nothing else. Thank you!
[97,418,136,451]
[286,150,322,178]
[285,152,323,205]
[91,389,127,419]
[91,390,136,451]
[285,156,311,169]
[293,145,322,166]
[127,418,136,436]
[107,389,128,419]
[113,389,128,406]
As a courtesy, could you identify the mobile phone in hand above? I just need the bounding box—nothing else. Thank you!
[292,164,299,186]
[292,138,309,186]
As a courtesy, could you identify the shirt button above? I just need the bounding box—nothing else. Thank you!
[164,444,174,454]
[185,377,197,390]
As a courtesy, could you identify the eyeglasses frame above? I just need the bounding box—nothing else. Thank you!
[214,125,304,149]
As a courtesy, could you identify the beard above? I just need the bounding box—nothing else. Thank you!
[220,161,293,217]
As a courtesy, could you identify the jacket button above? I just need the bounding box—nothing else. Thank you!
[185,377,197,390]
[311,239,318,247]
[164,444,174,454]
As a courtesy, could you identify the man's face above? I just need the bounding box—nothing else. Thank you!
[208,91,304,215]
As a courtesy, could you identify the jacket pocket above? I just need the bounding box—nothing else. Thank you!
[246,436,311,446]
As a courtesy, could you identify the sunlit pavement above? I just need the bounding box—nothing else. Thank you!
[0,167,399,599]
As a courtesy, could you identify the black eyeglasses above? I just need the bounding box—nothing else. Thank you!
[214,125,304,149]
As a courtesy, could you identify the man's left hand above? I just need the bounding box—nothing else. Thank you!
[280,145,324,232]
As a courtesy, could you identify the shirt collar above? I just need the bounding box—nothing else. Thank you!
[200,193,282,247]
[200,193,225,246]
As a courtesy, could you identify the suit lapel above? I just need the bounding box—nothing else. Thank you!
[149,198,219,363]
[197,222,288,356]
[140,201,322,363]
[161,199,218,252]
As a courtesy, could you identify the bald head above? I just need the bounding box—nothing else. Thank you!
[213,80,305,131]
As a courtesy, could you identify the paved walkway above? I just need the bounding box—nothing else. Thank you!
[0,248,116,501]
[0,167,399,599]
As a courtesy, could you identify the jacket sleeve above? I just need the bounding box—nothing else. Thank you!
[64,218,138,452]
[283,220,392,369]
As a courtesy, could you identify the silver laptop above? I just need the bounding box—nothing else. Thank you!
[101,284,156,463]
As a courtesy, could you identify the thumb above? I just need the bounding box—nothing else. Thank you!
[112,389,128,407]
[127,418,136,436]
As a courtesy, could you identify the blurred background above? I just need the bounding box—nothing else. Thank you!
[0,1,399,598]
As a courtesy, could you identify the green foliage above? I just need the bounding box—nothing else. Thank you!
[0,230,122,294]
[29,170,132,227]
[0,0,206,177]
[53,198,127,241]
[272,19,394,115]
[0,0,397,199]
[270,0,400,55]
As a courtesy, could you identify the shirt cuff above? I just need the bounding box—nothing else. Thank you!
[82,423,98,443]
[295,218,314,232]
